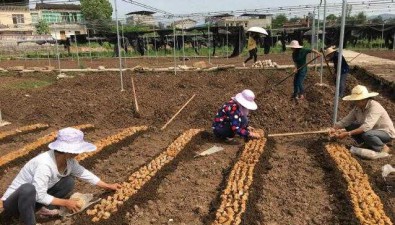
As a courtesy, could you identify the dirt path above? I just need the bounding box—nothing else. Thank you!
[245,138,358,225]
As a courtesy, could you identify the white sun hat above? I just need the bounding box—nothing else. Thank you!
[286,40,303,49]
[342,85,379,101]
[48,127,97,154]
[234,89,258,110]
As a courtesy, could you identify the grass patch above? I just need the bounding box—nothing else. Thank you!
[9,80,52,90]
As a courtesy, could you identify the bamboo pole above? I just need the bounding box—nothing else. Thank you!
[268,129,329,137]
[161,94,196,130]
[131,76,139,113]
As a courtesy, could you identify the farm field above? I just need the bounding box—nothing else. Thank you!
[0,55,394,225]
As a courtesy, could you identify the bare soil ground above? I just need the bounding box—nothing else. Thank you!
[0,55,394,225]
[359,50,395,61]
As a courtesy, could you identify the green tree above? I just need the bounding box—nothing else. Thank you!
[355,12,367,24]
[35,20,50,35]
[326,14,337,21]
[272,14,288,29]
[80,0,112,31]
[370,15,383,24]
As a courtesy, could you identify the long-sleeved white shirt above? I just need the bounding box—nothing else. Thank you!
[336,100,395,138]
[1,150,100,205]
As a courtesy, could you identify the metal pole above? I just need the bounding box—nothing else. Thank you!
[182,21,185,66]
[208,23,211,64]
[87,30,92,63]
[315,6,320,71]
[153,25,158,59]
[382,23,385,49]
[319,0,327,84]
[54,27,61,73]
[47,41,51,67]
[114,0,124,91]
[121,22,126,67]
[226,24,229,60]
[74,35,80,68]
[333,0,347,125]
[393,32,395,51]
[173,19,177,75]
[311,8,316,61]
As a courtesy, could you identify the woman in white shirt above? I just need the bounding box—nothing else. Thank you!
[1,127,121,225]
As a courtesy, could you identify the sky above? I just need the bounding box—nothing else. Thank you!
[112,0,347,19]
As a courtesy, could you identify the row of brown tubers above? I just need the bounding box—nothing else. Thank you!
[213,130,266,225]
[87,129,203,222]
[326,144,392,225]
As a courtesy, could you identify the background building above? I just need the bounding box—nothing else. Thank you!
[32,3,86,40]
[0,6,33,35]
[126,10,156,26]
[172,19,197,29]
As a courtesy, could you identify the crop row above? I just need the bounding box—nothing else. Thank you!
[86,128,204,222]
[213,130,266,225]
[0,124,94,168]
[325,143,392,225]
[0,123,49,141]
[76,126,148,161]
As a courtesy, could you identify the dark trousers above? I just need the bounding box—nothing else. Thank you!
[293,69,307,97]
[214,116,248,139]
[244,48,257,63]
[339,72,348,98]
[346,124,392,152]
[3,176,74,225]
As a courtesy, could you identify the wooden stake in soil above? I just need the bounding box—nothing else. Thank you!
[160,94,196,130]
[131,75,139,113]
[0,110,11,127]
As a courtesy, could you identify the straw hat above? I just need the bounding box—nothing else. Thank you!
[234,89,258,110]
[286,40,303,49]
[342,85,379,101]
[324,47,336,59]
[48,127,97,154]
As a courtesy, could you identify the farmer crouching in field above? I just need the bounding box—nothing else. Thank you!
[325,47,350,98]
[212,89,262,142]
[0,127,121,225]
[287,40,321,101]
[329,85,395,152]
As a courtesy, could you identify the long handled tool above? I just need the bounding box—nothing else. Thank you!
[160,94,196,130]
[131,76,139,113]
[320,48,334,77]
[264,55,321,92]
[268,129,329,137]
[348,52,362,63]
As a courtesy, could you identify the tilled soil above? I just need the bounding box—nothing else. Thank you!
[0,57,394,225]
[359,50,395,61]
[245,138,358,225]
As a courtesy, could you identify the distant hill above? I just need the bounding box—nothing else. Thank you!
[368,13,395,20]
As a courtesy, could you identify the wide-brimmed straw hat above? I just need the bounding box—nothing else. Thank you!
[324,47,336,59]
[48,127,97,154]
[342,85,379,101]
[234,89,258,110]
[286,40,303,49]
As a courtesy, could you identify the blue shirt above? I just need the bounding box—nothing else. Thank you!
[332,51,349,75]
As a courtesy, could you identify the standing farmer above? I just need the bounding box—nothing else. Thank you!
[287,40,321,101]
[243,32,259,67]
[324,47,350,98]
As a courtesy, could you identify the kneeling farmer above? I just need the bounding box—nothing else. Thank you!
[212,89,261,141]
[1,127,121,225]
[330,85,395,152]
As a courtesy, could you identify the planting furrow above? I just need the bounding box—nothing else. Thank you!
[325,143,392,225]
[212,130,266,225]
[0,123,49,141]
[0,124,94,168]
[86,128,204,222]
[75,126,148,161]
